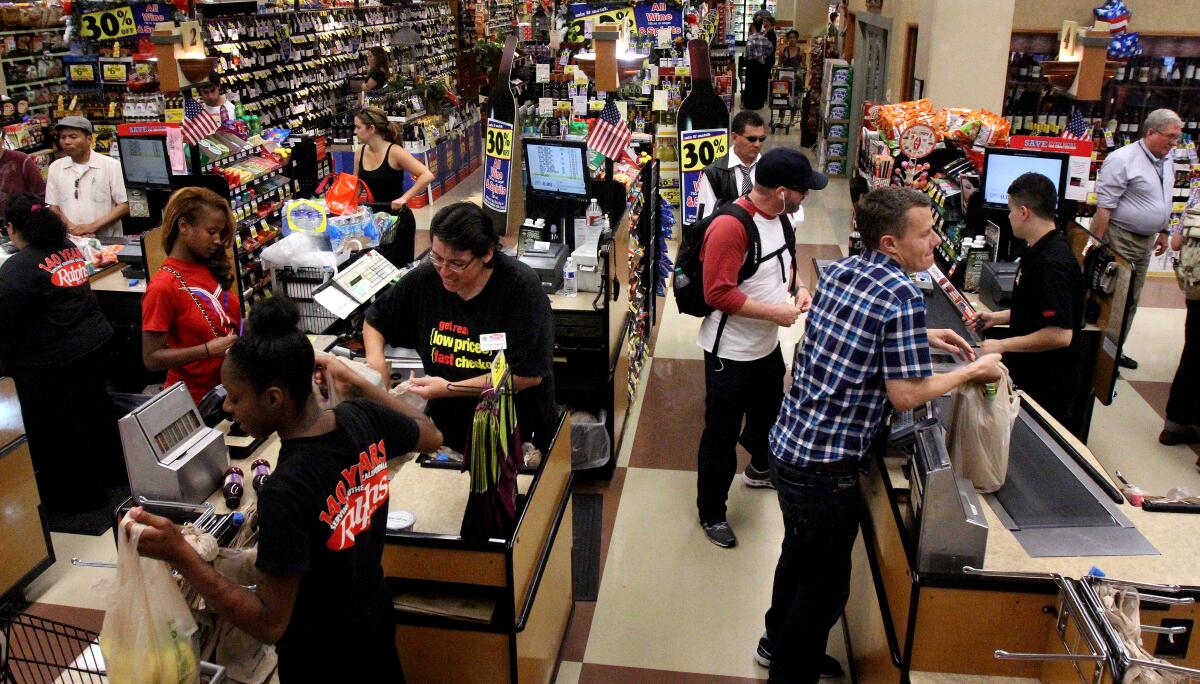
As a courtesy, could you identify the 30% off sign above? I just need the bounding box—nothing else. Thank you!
[680,129,730,172]
[79,5,137,40]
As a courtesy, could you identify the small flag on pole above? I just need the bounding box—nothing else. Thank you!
[182,98,220,146]
[1061,108,1088,141]
[586,99,633,161]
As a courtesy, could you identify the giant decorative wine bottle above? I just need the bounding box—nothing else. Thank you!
[677,38,731,224]
[482,35,518,234]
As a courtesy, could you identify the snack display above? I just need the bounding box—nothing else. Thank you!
[876,99,1011,149]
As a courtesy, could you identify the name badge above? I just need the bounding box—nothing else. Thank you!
[480,332,508,351]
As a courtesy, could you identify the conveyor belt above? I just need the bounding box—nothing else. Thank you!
[994,417,1115,529]
[923,288,976,342]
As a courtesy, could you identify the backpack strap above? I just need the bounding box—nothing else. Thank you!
[708,200,761,357]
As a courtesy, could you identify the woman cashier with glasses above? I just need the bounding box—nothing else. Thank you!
[362,202,557,455]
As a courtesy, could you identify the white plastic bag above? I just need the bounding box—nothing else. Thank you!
[100,512,200,684]
[945,364,1021,493]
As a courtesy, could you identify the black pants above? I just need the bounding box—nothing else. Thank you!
[1006,354,1075,433]
[11,346,122,511]
[696,346,784,524]
[743,59,770,110]
[765,458,861,684]
[1167,298,1200,428]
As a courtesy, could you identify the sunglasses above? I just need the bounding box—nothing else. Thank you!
[740,135,769,143]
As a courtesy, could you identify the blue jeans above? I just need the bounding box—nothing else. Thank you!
[765,458,861,684]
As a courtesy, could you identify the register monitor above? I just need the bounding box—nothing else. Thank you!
[981,148,1068,210]
[523,138,590,200]
[119,135,173,188]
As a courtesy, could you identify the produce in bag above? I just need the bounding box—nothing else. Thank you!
[460,353,521,540]
[100,512,200,684]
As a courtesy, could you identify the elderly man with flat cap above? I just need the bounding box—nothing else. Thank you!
[45,115,128,238]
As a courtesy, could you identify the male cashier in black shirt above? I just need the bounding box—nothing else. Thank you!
[972,172,1084,428]
[363,202,557,453]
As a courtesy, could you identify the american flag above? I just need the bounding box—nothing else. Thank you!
[1061,108,1088,141]
[182,98,220,146]
[586,100,632,161]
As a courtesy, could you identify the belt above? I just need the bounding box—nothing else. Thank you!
[790,459,860,476]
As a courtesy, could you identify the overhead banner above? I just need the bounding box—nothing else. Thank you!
[633,1,682,39]
[568,2,636,45]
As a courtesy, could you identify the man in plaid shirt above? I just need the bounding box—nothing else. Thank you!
[754,188,1002,683]
[742,18,775,109]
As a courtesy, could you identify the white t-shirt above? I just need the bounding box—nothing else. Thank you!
[204,100,237,123]
[45,152,128,238]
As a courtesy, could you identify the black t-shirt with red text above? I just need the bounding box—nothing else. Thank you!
[365,252,556,453]
[0,242,112,369]
[255,399,419,679]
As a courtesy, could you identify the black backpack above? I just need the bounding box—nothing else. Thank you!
[673,201,796,319]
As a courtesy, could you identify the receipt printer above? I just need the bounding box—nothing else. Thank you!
[120,383,230,504]
[571,245,602,292]
[519,242,568,293]
[979,261,1018,310]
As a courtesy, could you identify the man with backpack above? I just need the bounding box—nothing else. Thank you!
[690,147,826,548]
[695,111,768,222]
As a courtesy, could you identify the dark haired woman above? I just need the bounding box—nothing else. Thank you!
[364,47,390,91]
[128,297,442,681]
[363,201,557,453]
[142,187,241,404]
[354,107,434,212]
[777,30,804,69]
[0,193,120,510]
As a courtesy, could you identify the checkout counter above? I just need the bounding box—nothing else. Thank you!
[829,261,1200,682]
[0,377,54,603]
[114,377,575,684]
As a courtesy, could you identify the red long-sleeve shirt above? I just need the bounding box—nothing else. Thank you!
[699,198,763,314]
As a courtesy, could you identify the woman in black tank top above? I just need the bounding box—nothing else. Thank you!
[354,107,435,210]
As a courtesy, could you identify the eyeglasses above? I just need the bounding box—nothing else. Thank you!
[427,251,478,273]
[740,135,769,143]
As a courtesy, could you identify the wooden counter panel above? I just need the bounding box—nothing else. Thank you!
[909,588,1057,677]
[1140,599,1200,670]
[382,544,507,587]
[0,440,51,597]
[0,377,23,448]
[846,534,904,684]
[396,624,510,684]
[515,501,573,684]
[863,467,913,651]
[512,415,572,617]
[1038,613,1101,684]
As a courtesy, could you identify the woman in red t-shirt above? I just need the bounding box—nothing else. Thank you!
[142,187,241,404]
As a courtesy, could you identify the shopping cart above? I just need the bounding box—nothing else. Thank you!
[0,603,226,683]
[271,264,339,334]
[769,66,804,134]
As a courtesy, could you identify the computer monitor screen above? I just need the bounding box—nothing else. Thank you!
[120,136,172,187]
[981,148,1067,209]
[524,139,589,198]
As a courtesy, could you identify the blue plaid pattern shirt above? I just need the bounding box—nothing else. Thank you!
[746,31,774,64]
[770,249,933,466]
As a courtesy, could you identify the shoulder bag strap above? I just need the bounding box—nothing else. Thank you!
[159,265,222,339]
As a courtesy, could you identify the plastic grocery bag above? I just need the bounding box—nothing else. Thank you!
[945,364,1021,493]
[1095,584,1188,684]
[321,172,373,216]
[100,512,200,684]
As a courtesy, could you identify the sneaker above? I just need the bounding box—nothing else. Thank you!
[742,463,775,488]
[700,519,737,548]
[1118,355,1139,370]
[1158,427,1200,446]
[753,635,843,679]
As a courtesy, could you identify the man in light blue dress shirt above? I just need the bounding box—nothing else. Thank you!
[1091,108,1181,370]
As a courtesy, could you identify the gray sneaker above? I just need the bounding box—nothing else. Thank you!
[742,463,775,488]
[700,520,737,548]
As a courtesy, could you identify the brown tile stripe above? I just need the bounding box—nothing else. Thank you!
[628,358,706,471]
[1128,380,1200,462]
[578,663,765,683]
[4,603,106,682]
[1139,276,1186,310]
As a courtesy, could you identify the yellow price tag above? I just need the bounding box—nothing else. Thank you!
[78,5,137,40]
[165,108,185,123]
[69,64,96,82]
[102,63,128,82]
[485,123,513,161]
[491,350,508,388]
[680,130,729,173]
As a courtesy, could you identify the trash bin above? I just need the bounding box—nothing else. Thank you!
[571,410,610,471]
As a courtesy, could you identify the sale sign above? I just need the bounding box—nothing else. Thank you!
[483,118,514,213]
[680,128,729,224]
[633,1,682,39]
[1007,136,1094,201]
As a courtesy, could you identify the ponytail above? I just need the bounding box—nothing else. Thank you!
[355,107,404,144]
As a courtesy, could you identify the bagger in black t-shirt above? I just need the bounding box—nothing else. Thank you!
[0,242,112,369]
[255,399,419,681]
[365,251,557,453]
[1004,230,1084,426]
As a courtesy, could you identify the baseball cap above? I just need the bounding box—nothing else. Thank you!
[756,147,828,192]
[53,115,93,135]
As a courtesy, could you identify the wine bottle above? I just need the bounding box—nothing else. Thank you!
[482,35,518,234]
[677,38,731,225]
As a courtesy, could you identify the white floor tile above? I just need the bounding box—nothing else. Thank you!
[1089,379,1200,495]
[555,660,582,684]
[1118,306,1187,384]
[24,531,118,612]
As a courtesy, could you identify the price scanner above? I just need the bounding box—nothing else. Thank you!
[119,382,230,504]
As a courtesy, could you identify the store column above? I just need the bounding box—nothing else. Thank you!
[913,0,1014,111]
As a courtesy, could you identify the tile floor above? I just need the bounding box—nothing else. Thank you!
[15,108,1200,684]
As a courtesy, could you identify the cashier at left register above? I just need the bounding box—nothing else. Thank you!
[129,298,443,681]
[362,201,558,454]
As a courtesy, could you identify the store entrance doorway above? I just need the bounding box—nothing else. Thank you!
[848,15,890,172]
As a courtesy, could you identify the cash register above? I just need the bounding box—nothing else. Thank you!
[119,383,230,504]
